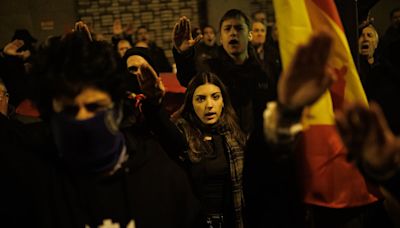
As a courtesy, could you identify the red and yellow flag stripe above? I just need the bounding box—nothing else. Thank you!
[274,0,378,207]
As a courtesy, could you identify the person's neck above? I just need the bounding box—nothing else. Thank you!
[367,56,375,65]
[229,51,249,65]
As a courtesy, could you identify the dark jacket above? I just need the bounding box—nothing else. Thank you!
[173,46,277,135]
[146,42,172,73]
[173,45,302,227]
[0,113,201,228]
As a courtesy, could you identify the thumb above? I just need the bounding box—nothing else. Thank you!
[190,34,203,46]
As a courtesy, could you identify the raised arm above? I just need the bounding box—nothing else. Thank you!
[277,31,336,110]
[172,16,202,54]
[264,31,336,143]
[136,64,188,159]
[336,102,400,180]
[172,16,202,87]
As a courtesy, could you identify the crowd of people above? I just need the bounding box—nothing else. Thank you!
[0,4,400,228]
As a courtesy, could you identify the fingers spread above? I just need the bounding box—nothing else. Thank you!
[370,102,392,140]
[312,31,333,65]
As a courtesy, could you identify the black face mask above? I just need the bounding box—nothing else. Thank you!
[51,109,125,173]
[126,74,142,95]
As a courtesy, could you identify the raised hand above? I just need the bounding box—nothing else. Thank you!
[74,21,93,41]
[278,31,336,110]
[137,64,165,104]
[172,16,202,53]
[336,102,400,179]
[3,39,31,60]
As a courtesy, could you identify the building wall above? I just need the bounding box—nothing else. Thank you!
[1,0,397,55]
[76,0,200,62]
[371,0,400,35]
[0,0,77,47]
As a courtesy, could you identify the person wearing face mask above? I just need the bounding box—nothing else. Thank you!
[0,22,200,228]
[120,46,243,227]
[134,25,172,73]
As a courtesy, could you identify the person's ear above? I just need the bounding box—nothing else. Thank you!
[248,32,253,41]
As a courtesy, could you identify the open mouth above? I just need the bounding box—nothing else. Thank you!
[361,43,369,50]
[229,39,239,45]
[204,112,216,120]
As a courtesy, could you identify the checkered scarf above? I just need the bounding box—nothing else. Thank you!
[219,126,245,228]
[176,118,245,228]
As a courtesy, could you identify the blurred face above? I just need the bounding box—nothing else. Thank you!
[272,25,279,41]
[251,22,266,46]
[126,55,149,76]
[254,12,266,23]
[193,28,202,38]
[136,28,149,43]
[220,17,251,59]
[192,83,224,125]
[358,26,378,57]
[0,84,9,116]
[117,40,132,58]
[392,10,400,29]
[52,87,113,120]
[203,27,216,46]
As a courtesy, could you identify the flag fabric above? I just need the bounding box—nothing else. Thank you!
[273,0,378,207]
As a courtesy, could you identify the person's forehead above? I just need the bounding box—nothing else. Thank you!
[76,87,110,102]
[127,55,148,66]
[138,28,148,33]
[362,26,377,36]
[221,17,247,26]
[194,83,221,95]
[118,40,131,47]
[57,87,111,105]
[204,27,214,33]
[255,12,266,19]
[252,22,265,30]
[363,27,374,33]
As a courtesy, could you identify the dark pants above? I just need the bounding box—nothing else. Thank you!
[306,201,394,228]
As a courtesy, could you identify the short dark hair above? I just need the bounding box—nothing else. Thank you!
[202,25,216,34]
[251,10,266,20]
[219,9,250,30]
[31,31,125,119]
[390,7,400,20]
[135,25,148,36]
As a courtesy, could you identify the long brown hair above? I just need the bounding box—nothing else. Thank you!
[172,72,247,162]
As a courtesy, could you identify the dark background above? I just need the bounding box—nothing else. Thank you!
[0,0,398,63]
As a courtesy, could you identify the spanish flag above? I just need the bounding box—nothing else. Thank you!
[273,0,378,207]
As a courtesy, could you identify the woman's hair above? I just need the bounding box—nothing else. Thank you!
[31,31,125,119]
[172,72,246,161]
